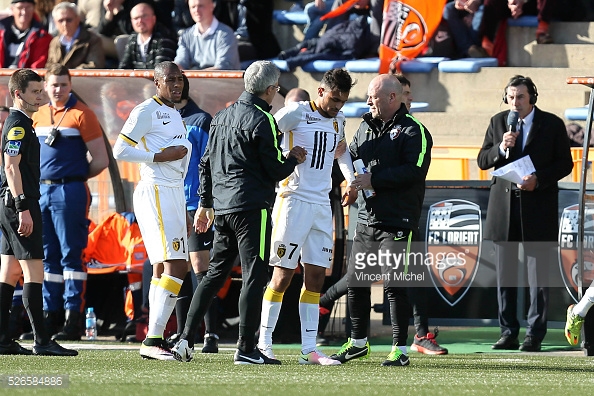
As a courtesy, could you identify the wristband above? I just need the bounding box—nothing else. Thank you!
[14,195,29,212]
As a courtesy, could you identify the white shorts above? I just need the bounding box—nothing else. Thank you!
[270,196,333,269]
[133,182,189,264]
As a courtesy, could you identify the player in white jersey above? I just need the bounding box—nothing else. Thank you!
[259,69,357,365]
[113,62,191,361]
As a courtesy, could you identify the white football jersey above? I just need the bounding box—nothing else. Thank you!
[275,100,345,205]
[119,96,192,186]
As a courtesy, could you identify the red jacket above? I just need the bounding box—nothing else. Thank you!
[0,16,52,68]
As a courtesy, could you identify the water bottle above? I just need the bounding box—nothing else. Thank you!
[353,159,376,198]
[85,307,97,340]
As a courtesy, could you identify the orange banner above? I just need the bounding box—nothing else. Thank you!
[379,0,446,73]
[320,0,359,21]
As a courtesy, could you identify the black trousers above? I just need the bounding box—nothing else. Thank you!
[182,208,272,350]
[495,194,549,341]
[347,223,413,346]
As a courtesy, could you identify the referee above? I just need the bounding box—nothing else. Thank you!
[0,69,77,356]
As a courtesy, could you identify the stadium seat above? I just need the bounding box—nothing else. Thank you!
[401,57,449,73]
[507,16,538,27]
[345,58,380,72]
[271,59,290,72]
[565,106,589,121]
[342,101,430,118]
[301,60,348,72]
[272,10,308,25]
[438,58,498,73]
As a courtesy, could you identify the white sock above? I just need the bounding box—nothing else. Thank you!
[146,274,183,339]
[148,277,159,309]
[398,345,407,355]
[352,337,367,347]
[258,286,284,348]
[574,285,594,317]
[299,289,320,354]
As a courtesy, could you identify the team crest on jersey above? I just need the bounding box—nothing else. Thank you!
[426,199,481,306]
[333,119,338,133]
[277,243,287,258]
[558,205,594,303]
[5,141,21,156]
[390,125,403,140]
[7,127,25,140]
[172,238,181,252]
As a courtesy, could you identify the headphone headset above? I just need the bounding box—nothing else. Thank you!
[502,75,538,105]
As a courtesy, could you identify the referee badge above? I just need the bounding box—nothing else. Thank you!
[172,238,181,252]
[277,243,286,258]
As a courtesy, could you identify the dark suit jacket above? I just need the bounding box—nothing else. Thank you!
[477,107,573,242]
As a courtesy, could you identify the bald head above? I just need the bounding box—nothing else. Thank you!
[366,74,403,122]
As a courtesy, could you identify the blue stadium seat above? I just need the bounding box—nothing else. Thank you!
[342,101,430,117]
[438,58,498,73]
[273,10,308,25]
[345,58,380,72]
[301,60,348,72]
[507,16,538,27]
[271,59,290,72]
[565,107,589,121]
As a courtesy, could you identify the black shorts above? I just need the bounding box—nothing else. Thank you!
[188,209,214,252]
[0,195,43,260]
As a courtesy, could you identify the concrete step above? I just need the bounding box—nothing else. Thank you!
[529,44,594,68]
[508,22,594,66]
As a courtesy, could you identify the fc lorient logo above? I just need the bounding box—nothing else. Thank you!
[558,204,594,303]
[426,199,481,306]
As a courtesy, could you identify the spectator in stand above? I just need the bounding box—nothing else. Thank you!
[442,0,488,58]
[480,0,557,53]
[119,2,176,69]
[35,0,58,36]
[0,0,53,69]
[47,2,105,69]
[175,0,240,70]
[304,0,383,55]
[303,0,334,41]
[78,0,103,29]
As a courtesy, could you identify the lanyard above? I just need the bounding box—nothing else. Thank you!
[49,106,69,129]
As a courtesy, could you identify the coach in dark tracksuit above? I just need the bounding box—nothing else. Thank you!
[176,60,306,364]
[331,74,432,366]
[478,75,572,352]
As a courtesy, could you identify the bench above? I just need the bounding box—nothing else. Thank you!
[438,58,498,73]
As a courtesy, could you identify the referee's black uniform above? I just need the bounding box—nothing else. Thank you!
[0,109,43,260]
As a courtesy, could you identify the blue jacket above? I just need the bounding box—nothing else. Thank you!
[181,98,212,210]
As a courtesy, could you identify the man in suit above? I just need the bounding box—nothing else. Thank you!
[477,75,573,352]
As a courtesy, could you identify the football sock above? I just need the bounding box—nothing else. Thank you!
[299,289,320,354]
[175,271,193,334]
[0,283,15,345]
[352,337,367,348]
[22,283,49,345]
[147,274,182,339]
[149,277,159,310]
[259,286,284,347]
[574,285,594,317]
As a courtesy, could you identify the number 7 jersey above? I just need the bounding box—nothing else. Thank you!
[274,100,348,205]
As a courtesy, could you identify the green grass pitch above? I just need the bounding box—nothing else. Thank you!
[1,343,594,396]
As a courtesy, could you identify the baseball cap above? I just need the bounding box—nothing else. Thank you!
[11,0,36,4]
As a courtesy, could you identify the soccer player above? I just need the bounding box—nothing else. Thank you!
[565,284,594,346]
[113,61,191,360]
[258,68,357,365]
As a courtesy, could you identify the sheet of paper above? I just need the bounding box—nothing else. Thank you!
[491,155,536,185]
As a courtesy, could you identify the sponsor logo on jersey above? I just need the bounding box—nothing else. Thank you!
[156,111,172,120]
[6,141,21,156]
[558,204,594,303]
[426,199,481,306]
[305,113,322,124]
[277,243,286,258]
[7,127,25,140]
[172,238,181,252]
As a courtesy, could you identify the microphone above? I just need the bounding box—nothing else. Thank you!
[505,110,519,159]
[18,94,37,112]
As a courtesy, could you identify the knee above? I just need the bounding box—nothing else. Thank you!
[443,2,456,19]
